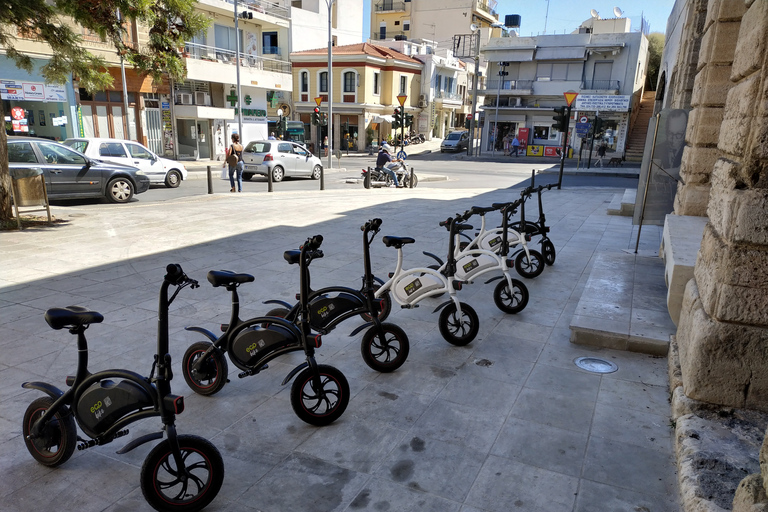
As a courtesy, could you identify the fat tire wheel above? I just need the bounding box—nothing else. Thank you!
[165,170,182,188]
[271,166,284,182]
[493,278,529,314]
[290,364,349,426]
[359,286,391,322]
[438,302,479,346]
[182,342,229,396]
[361,323,409,372]
[22,397,77,467]
[140,434,224,512]
[107,177,134,203]
[542,240,556,266]
[515,249,544,279]
[311,165,322,180]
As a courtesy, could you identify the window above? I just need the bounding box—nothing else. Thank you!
[127,143,154,159]
[536,63,552,80]
[379,22,386,40]
[214,24,243,53]
[263,31,279,54]
[373,72,380,95]
[404,19,410,31]
[343,71,355,93]
[319,71,328,93]
[38,142,86,165]
[400,76,407,94]
[7,142,37,163]
[301,71,308,93]
[277,142,292,153]
[99,142,127,158]
[63,140,88,154]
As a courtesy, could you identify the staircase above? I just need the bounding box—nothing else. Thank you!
[624,90,656,162]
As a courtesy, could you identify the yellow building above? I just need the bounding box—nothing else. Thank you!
[290,42,423,152]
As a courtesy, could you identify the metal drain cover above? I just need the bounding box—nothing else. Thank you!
[574,357,618,374]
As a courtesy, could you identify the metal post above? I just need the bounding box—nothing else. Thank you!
[492,64,503,156]
[268,166,273,192]
[557,105,571,190]
[635,113,661,253]
[326,0,335,172]
[409,166,414,189]
[467,30,480,157]
[320,166,325,190]
[234,0,243,141]
[117,9,131,140]
[206,165,213,194]
[364,166,371,189]
[587,112,597,169]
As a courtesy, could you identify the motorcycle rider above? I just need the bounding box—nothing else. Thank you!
[376,143,403,188]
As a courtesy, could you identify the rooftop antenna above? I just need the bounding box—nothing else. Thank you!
[613,6,623,17]
[544,0,550,33]
[590,8,600,19]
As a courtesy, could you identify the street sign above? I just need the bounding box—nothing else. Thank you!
[397,95,408,107]
[397,150,407,160]
[575,122,591,137]
[564,92,579,107]
[314,96,322,106]
[579,116,588,124]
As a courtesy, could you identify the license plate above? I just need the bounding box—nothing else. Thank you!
[245,164,260,171]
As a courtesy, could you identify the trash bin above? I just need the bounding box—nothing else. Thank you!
[9,167,51,230]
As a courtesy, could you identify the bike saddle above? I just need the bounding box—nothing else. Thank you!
[45,306,104,330]
[382,236,415,248]
[470,206,496,215]
[207,270,255,287]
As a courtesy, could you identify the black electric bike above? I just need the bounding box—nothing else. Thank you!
[263,219,409,373]
[509,183,556,266]
[182,235,350,427]
[21,264,224,512]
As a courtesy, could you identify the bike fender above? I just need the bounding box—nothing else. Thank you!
[422,251,444,265]
[184,326,218,342]
[349,321,374,337]
[115,431,164,455]
[22,381,64,399]
[281,362,309,386]
[373,275,384,286]
[432,300,453,314]
[263,299,293,309]
[484,275,504,284]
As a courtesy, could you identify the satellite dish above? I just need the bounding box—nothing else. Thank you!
[470,23,478,32]
[590,9,600,19]
[613,6,623,17]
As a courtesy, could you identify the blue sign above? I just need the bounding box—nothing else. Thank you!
[397,150,407,160]
[162,102,170,109]
[575,122,591,137]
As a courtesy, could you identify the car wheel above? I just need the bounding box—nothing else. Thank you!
[107,177,134,203]
[272,166,284,182]
[242,172,254,181]
[164,170,182,188]
[311,165,322,180]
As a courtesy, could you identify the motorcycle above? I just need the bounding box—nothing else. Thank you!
[361,160,418,188]
[409,131,425,144]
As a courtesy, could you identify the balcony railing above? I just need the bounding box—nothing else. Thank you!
[581,80,620,90]
[262,45,282,57]
[183,42,291,73]
[370,30,407,41]
[475,0,499,19]
[482,79,534,91]
[374,1,407,12]
[436,90,463,102]
[226,0,290,20]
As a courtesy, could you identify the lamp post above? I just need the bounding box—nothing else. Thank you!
[492,61,509,156]
[468,25,480,157]
[325,0,336,170]
[116,9,131,140]
[234,0,244,141]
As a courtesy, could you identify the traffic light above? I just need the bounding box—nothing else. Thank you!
[464,114,473,130]
[311,107,320,126]
[279,116,287,134]
[593,116,604,134]
[393,107,402,130]
[404,113,413,128]
[320,112,328,126]
[552,106,567,132]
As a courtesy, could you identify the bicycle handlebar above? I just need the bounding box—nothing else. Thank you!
[164,264,199,288]
[304,235,323,251]
[361,218,383,232]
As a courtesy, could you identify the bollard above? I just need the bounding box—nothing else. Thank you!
[268,167,273,193]
[320,166,325,191]
[364,166,371,189]
[409,166,414,189]
[207,166,213,194]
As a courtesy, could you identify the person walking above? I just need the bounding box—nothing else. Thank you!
[224,134,244,192]
[511,134,520,157]
[502,132,511,156]
[596,141,607,167]
[322,136,328,157]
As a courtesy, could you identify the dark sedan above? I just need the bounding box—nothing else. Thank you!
[7,136,150,203]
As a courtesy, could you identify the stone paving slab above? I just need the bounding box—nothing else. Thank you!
[0,185,679,511]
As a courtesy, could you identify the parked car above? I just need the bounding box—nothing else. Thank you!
[241,140,322,182]
[440,130,470,153]
[62,137,188,188]
[7,136,150,203]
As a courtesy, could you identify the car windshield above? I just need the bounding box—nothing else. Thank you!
[446,133,463,140]
[245,142,271,153]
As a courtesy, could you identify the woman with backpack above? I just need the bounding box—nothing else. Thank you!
[224,133,244,192]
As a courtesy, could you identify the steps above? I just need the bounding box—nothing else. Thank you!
[624,90,656,162]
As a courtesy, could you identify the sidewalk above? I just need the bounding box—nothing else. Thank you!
[0,184,680,511]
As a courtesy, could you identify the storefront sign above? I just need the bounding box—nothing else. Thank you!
[10,107,25,120]
[544,146,560,157]
[1,80,66,102]
[574,95,630,112]
[526,145,544,156]
[236,108,268,122]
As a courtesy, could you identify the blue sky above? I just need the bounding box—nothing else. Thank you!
[362,0,675,42]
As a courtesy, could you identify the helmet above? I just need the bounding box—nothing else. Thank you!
[381,143,393,153]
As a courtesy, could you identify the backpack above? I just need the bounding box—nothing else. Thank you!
[226,144,242,166]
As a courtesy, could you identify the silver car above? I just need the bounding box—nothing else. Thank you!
[440,130,470,153]
[241,141,322,182]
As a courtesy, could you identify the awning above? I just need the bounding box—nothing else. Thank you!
[535,47,586,60]
[371,114,394,123]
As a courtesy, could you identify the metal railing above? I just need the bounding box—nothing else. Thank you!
[228,0,290,20]
[183,42,291,73]
[581,80,620,90]
[475,0,499,19]
[374,1,407,11]
[262,45,281,57]
[370,30,407,41]
[482,79,534,91]
[435,90,463,101]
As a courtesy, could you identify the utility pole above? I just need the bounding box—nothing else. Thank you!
[326,0,335,171]
[468,28,480,157]
[234,0,243,140]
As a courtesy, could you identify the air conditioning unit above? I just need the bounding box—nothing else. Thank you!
[418,99,428,108]
[195,92,210,106]
[178,93,193,105]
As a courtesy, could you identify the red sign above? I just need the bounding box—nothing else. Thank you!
[544,146,560,157]
[11,107,25,120]
[517,127,529,147]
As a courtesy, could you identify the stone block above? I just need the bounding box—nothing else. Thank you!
[732,0,768,81]
[708,166,768,244]
[713,0,748,22]
[692,64,736,107]
[674,184,710,217]
[699,20,742,69]
[688,106,725,147]
[661,214,707,324]
[720,76,761,155]
[679,146,719,184]
[676,279,768,410]
[733,474,768,512]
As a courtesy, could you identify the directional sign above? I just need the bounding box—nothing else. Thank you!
[575,122,591,137]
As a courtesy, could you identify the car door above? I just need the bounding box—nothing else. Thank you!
[125,142,164,183]
[276,142,296,174]
[460,132,469,150]
[7,140,54,196]
[291,143,312,176]
[36,141,101,196]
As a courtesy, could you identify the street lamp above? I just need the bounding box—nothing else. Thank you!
[234,0,244,141]
[492,62,509,156]
[325,0,335,170]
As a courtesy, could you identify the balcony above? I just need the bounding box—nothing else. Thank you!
[474,0,499,22]
[183,42,290,73]
[435,90,463,105]
[370,30,407,41]
[374,1,407,12]
[581,80,620,92]
[227,0,289,20]
[481,79,534,94]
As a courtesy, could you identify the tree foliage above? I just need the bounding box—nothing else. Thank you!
[0,0,208,221]
[646,32,665,91]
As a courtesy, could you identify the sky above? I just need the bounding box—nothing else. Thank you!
[361,0,675,44]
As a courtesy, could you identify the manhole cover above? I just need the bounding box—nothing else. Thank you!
[574,357,618,374]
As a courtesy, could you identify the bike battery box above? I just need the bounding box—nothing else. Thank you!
[309,292,363,330]
[455,253,498,282]
[393,273,443,303]
[77,379,153,433]
[232,323,300,368]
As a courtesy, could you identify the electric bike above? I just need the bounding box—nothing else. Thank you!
[423,202,530,314]
[263,219,409,373]
[376,214,480,346]
[21,264,224,512]
[509,183,556,266]
[181,235,350,427]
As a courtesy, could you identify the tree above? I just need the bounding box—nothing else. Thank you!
[0,0,208,222]
[646,32,665,91]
